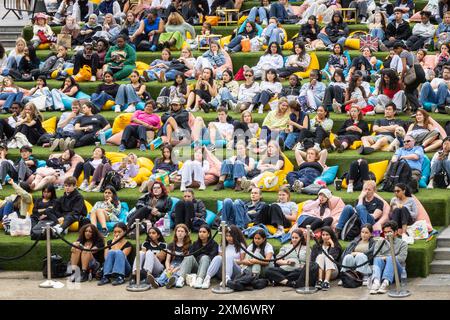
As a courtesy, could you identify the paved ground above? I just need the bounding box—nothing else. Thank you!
[1,271,450,300]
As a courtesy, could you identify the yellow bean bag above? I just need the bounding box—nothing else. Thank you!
[0,222,2,229]
[132,167,152,185]
[345,38,360,50]
[294,52,319,79]
[106,152,128,164]
[68,200,92,232]
[220,35,232,47]
[250,202,305,234]
[255,153,294,192]
[112,113,133,134]
[342,160,389,188]
[103,100,115,111]
[238,15,248,25]
[37,43,51,50]
[42,116,57,134]
[329,124,372,150]
[262,29,289,50]
[135,61,150,76]
[137,157,154,171]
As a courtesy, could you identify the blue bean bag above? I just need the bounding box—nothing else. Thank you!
[62,91,91,110]
[37,160,47,168]
[89,202,129,231]
[169,197,216,229]
[314,165,339,185]
[419,155,431,188]
[191,139,227,147]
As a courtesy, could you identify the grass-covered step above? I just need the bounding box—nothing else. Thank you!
[0,228,438,277]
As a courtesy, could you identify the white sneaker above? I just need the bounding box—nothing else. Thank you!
[180,183,187,192]
[313,143,321,152]
[175,276,185,288]
[199,183,206,190]
[219,276,231,287]
[114,105,121,113]
[257,104,264,114]
[402,233,414,245]
[0,183,3,190]
[194,277,203,289]
[427,181,434,189]
[79,180,89,192]
[347,184,354,193]
[124,104,136,113]
[377,279,390,294]
[90,76,96,82]
[201,276,211,289]
[332,99,342,113]
[365,111,375,116]
[273,226,285,238]
[338,280,343,286]
[186,274,196,287]
[369,279,380,294]
[54,224,64,235]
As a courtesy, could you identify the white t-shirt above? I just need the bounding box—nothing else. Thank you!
[212,122,234,137]
[246,243,274,257]
[277,202,298,217]
[91,158,102,170]
[219,244,244,260]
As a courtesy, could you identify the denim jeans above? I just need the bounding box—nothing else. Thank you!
[103,250,132,277]
[220,159,246,180]
[370,28,385,41]
[317,33,346,46]
[0,201,14,220]
[431,159,450,178]
[269,3,288,23]
[264,24,284,45]
[115,84,141,106]
[284,132,300,150]
[419,82,449,107]
[221,198,251,229]
[155,261,182,286]
[177,255,211,279]
[286,167,321,188]
[91,92,113,110]
[228,35,244,52]
[165,70,179,81]
[372,256,404,284]
[0,92,24,110]
[248,7,268,24]
[341,253,372,275]
[336,204,376,230]
[211,87,237,108]
[50,89,70,111]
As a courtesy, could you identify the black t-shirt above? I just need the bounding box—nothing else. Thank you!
[142,241,167,253]
[361,197,384,219]
[167,243,188,265]
[80,237,105,263]
[107,240,134,265]
[75,115,109,133]
[374,118,404,138]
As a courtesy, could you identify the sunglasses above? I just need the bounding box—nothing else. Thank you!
[244,74,253,77]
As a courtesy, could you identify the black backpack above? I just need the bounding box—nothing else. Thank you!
[340,270,364,288]
[382,160,414,193]
[434,168,450,188]
[340,210,361,241]
[100,171,122,192]
[42,254,67,278]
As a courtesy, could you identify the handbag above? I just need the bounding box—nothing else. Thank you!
[340,270,364,288]
[404,64,417,85]
[9,212,31,237]
[29,95,47,111]
[37,30,50,44]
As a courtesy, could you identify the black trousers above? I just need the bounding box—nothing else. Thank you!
[323,85,345,110]
[405,64,426,112]
[73,51,100,76]
[0,119,14,140]
[298,216,333,231]
[252,90,273,106]
[173,200,195,230]
[277,66,303,78]
[390,207,414,227]
[14,125,41,145]
[121,125,148,145]
[298,127,329,145]
[348,159,369,190]
[264,267,302,284]
[406,35,428,52]
[73,131,97,148]
[255,204,291,228]
[61,214,81,230]
[127,206,159,227]
[73,161,95,181]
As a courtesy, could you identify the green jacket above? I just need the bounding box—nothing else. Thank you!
[105,43,136,67]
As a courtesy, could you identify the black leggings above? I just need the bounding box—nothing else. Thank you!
[73,162,95,181]
[252,90,273,106]
[255,204,291,228]
[323,85,345,110]
[0,119,14,140]
[347,159,369,190]
[264,267,302,284]
[298,216,333,231]
[173,200,195,230]
[127,206,160,227]
[298,127,329,145]
[390,207,414,227]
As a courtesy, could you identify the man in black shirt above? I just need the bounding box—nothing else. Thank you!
[72,102,111,148]
[359,103,404,155]
[335,180,385,237]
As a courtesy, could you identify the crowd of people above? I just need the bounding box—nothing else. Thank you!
[0,0,448,294]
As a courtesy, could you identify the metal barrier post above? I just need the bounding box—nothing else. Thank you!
[296,225,317,294]
[212,222,233,294]
[387,233,411,298]
[39,223,64,288]
[127,220,150,292]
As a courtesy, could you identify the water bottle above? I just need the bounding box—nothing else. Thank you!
[99,131,106,145]
[163,213,170,237]
[400,268,407,289]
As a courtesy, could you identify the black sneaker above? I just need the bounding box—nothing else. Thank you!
[321,281,330,291]
[98,277,110,286]
[357,146,365,155]
[80,270,89,283]
[101,228,109,238]
[315,280,323,290]
[147,273,159,289]
[112,276,125,286]
[166,276,176,289]
[364,147,375,155]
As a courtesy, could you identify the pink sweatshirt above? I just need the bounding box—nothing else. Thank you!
[130,111,161,129]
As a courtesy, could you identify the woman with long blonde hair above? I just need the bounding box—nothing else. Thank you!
[13,102,46,145]
[159,11,196,50]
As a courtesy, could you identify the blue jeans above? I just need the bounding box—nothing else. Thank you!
[431,159,450,178]
[372,256,404,284]
[228,35,244,52]
[103,250,131,277]
[155,261,182,286]
[165,70,178,81]
[317,33,346,46]
[211,87,237,108]
[220,159,246,180]
[221,198,251,229]
[419,82,449,107]
[336,204,376,230]
[370,28,385,41]
[0,201,14,220]
[285,132,300,150]
[269,3,288,23]
[91,92,113,110]
[264,24,284,45]
[248,7,268,24]
[115,84,141,106]
[50,89,70,111]
[0,92,23,110]
[287,167,320,187]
